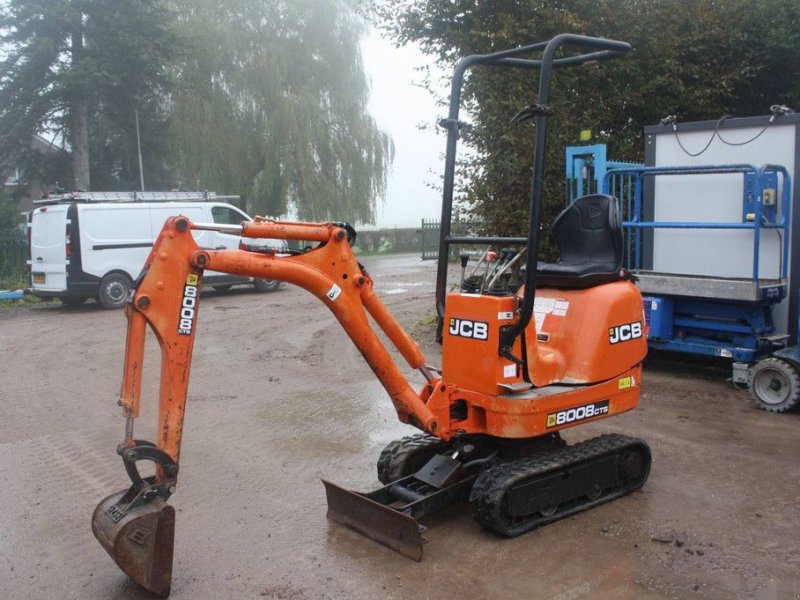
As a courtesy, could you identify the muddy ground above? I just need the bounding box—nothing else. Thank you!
[1,253,798,600]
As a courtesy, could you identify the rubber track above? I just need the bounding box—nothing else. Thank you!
[377,433,451,484]
[469,433,650,537]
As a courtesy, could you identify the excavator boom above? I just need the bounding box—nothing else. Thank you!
[91,216,442,595]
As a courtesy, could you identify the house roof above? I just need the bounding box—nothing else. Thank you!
[31,134,64,154]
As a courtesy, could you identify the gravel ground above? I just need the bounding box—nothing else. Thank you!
[1,253,798,600]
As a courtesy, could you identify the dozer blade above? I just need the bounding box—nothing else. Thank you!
[323,479,425,561]
[92,488,175,597]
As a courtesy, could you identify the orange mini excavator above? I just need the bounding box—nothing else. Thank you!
[92,34,651,596]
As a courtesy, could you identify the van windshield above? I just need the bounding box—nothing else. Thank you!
[212,206,248,225]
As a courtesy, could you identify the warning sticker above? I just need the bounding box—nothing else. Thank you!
[534,297,556,313]
[534,296,569,317]
[533,296,569,330]
[326,284,342,302]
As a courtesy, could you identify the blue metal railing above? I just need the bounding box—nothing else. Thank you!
[565,145,642,262]
[601,164,791,280]
[565,144,642,206]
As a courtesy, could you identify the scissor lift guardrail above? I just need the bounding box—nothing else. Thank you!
[603,164,790,292]
[598,164,792,366]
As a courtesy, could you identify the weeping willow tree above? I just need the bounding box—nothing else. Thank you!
[167,0,393,223]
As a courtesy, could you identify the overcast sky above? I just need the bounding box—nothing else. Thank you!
[361,31,445,229]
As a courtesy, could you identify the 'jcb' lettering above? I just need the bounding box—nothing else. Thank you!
[609,321,643,345]
[448,318,489,341]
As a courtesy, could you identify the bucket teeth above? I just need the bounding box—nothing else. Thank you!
[92,488,175,597]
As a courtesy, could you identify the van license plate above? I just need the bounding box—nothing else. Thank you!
[33,273,45,284]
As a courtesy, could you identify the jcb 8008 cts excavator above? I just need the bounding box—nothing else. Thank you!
[92,34,651,596]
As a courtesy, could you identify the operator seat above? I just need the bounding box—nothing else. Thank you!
[535,193,627,289]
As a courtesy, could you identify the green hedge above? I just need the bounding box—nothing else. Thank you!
[0,234,27,289]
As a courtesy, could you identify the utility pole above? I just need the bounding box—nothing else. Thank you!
[135,110,145,192]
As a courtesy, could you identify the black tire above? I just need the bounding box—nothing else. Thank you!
[58,295,89,306]
[253,278,280,293]
[98,272,132,310]
[749,357,800,413]
[214,285,233,293]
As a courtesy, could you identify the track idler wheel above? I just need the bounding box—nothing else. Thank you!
[377,433,451,484]
[92,442,179,597]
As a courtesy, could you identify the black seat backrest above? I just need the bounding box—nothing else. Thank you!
[551,194,623,268]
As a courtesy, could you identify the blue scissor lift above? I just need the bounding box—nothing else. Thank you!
[566,145,798,412]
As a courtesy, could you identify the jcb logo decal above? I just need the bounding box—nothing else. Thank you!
[609,321,643,345]
[448,318,488,341]
[178,274,200,335]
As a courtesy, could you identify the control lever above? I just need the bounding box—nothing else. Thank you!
[459,253,470,286]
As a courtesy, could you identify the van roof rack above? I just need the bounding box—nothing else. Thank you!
[34,191,240,205]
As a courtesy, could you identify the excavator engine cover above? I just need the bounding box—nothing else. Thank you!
[92,487,175,597]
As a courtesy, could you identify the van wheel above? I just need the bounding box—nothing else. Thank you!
[58,296,89,306]
[98,272,132,309]
[253,278,280,293]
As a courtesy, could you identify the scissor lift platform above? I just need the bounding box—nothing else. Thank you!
[634,271,786,304]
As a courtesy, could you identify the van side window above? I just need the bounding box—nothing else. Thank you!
[212,206,247,225]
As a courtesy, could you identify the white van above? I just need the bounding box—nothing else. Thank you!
[28,193,286,308]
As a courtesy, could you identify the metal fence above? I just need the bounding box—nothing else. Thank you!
[351,227,421,255]
[0,233,27,289]
[421,219,440,260]
[420,219,483,261]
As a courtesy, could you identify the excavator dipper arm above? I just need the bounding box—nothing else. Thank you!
[92,216,441,596]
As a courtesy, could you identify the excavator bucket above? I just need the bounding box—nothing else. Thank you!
[92,487,175,597]
[323,480,426,561]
